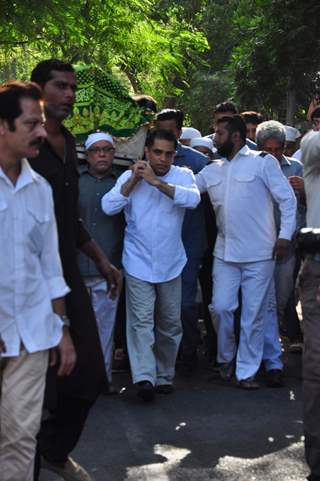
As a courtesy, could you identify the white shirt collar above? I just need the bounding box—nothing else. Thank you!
[0,158,39,191]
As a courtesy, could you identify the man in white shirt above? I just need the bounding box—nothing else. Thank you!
[102,129,200,401]
[196,115,296,389]
[0,81,75,481]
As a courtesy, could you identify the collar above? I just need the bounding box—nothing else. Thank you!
[223,144,250,162]
[0,158,39,191]
[238,144,251,156]
[80,164,118,179]
[280,155,291,167]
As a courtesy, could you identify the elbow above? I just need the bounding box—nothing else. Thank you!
[188,193,201,209]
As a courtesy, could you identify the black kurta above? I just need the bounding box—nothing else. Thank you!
[29,127,105,401]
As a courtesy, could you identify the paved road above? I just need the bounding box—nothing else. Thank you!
[40,351,308,481]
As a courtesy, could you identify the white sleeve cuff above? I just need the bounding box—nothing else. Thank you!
[47,277,71,300]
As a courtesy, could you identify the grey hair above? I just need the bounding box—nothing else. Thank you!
[256,120,286,148]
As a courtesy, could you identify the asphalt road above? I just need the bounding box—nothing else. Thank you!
[40,349,308,481]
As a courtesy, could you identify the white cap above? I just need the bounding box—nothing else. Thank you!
[85,132,115,150]
[190,137,214,151]
[284,125,301,142]
[180,127,202,140]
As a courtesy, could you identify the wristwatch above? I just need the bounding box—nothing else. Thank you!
[58,314,71,328]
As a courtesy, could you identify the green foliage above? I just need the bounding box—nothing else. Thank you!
[1,0,320,128]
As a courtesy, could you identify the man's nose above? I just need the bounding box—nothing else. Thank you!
[65,87,75,100]
[38,125,47,139]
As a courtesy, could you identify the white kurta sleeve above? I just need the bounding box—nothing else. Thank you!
[195,167,208,193]
[173,170,200,209]
[101,170,131,215]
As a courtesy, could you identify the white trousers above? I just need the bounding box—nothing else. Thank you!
[84,277,119,382]
[0,349,48,481]
[125,273,182,386]
[210,257,274,381]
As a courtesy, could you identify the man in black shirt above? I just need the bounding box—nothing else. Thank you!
[29,59,121,481]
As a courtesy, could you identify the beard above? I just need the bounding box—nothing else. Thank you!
[217,139,234,158]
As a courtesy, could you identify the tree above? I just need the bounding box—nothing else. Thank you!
[230,0,320,123]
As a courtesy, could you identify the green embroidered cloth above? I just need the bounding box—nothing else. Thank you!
[65,65,152,141]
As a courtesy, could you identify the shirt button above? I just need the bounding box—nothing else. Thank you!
[96,193,100,196]
[65,182,69,186]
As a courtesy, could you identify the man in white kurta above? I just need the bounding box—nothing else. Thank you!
[102,129,200,401]
[196,115,296,389]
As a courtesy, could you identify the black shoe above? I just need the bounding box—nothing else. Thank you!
[265,369,284,388]
[155,384,174,394]
[238,377,260,390]
[219,361,235,380]
[136,381,155,402]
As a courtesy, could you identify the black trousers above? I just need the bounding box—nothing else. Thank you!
[34,396,94,479]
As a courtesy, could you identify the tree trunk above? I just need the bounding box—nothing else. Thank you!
[286,85,296,125]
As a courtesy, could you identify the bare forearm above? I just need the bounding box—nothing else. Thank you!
[152,179,175,199]
[80,239,111,267]
[120,176,140,197]
[51,297,67,316]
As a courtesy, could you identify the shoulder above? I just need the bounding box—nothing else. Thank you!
[29,166,54,202]
[170,164,195,178]
[197,159,224,180]
[250,150,276,164]
[176,144,207,170]
[286,156,303,173]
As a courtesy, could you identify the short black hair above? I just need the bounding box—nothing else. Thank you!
[311,107,320,121]
[155,109,184,129]
[217,115,247,143]
[214,101,238,115]
[0,81,42,131]
[31,59,74,87]
[241,111,263,125]
[145,128,177,149]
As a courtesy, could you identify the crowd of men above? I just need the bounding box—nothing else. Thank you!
[0,58,320,481]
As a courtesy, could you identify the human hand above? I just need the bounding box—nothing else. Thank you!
[140,162,158,185]
[50,328,76,376]
[273,238,290,260]
[131,160,147,181]
[97,259,122,299]
[288,176,305,195]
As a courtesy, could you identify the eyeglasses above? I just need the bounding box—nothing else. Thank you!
[88,147,115,154]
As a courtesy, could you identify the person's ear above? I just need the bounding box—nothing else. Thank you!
[0,119,9,135]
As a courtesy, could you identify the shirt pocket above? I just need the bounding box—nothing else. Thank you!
[233,174,256,198]
[26,207,51,256]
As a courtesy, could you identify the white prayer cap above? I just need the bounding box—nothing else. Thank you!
[85,132,115,150]
[190,137,214,151]
[284,125,301,142]
[180,127,202,140]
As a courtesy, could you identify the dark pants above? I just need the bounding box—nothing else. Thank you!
[198,249,217,362]
[180,255,203,363]
[300,258,320,480]
[285,254,303,341]
[34,396,94,478]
